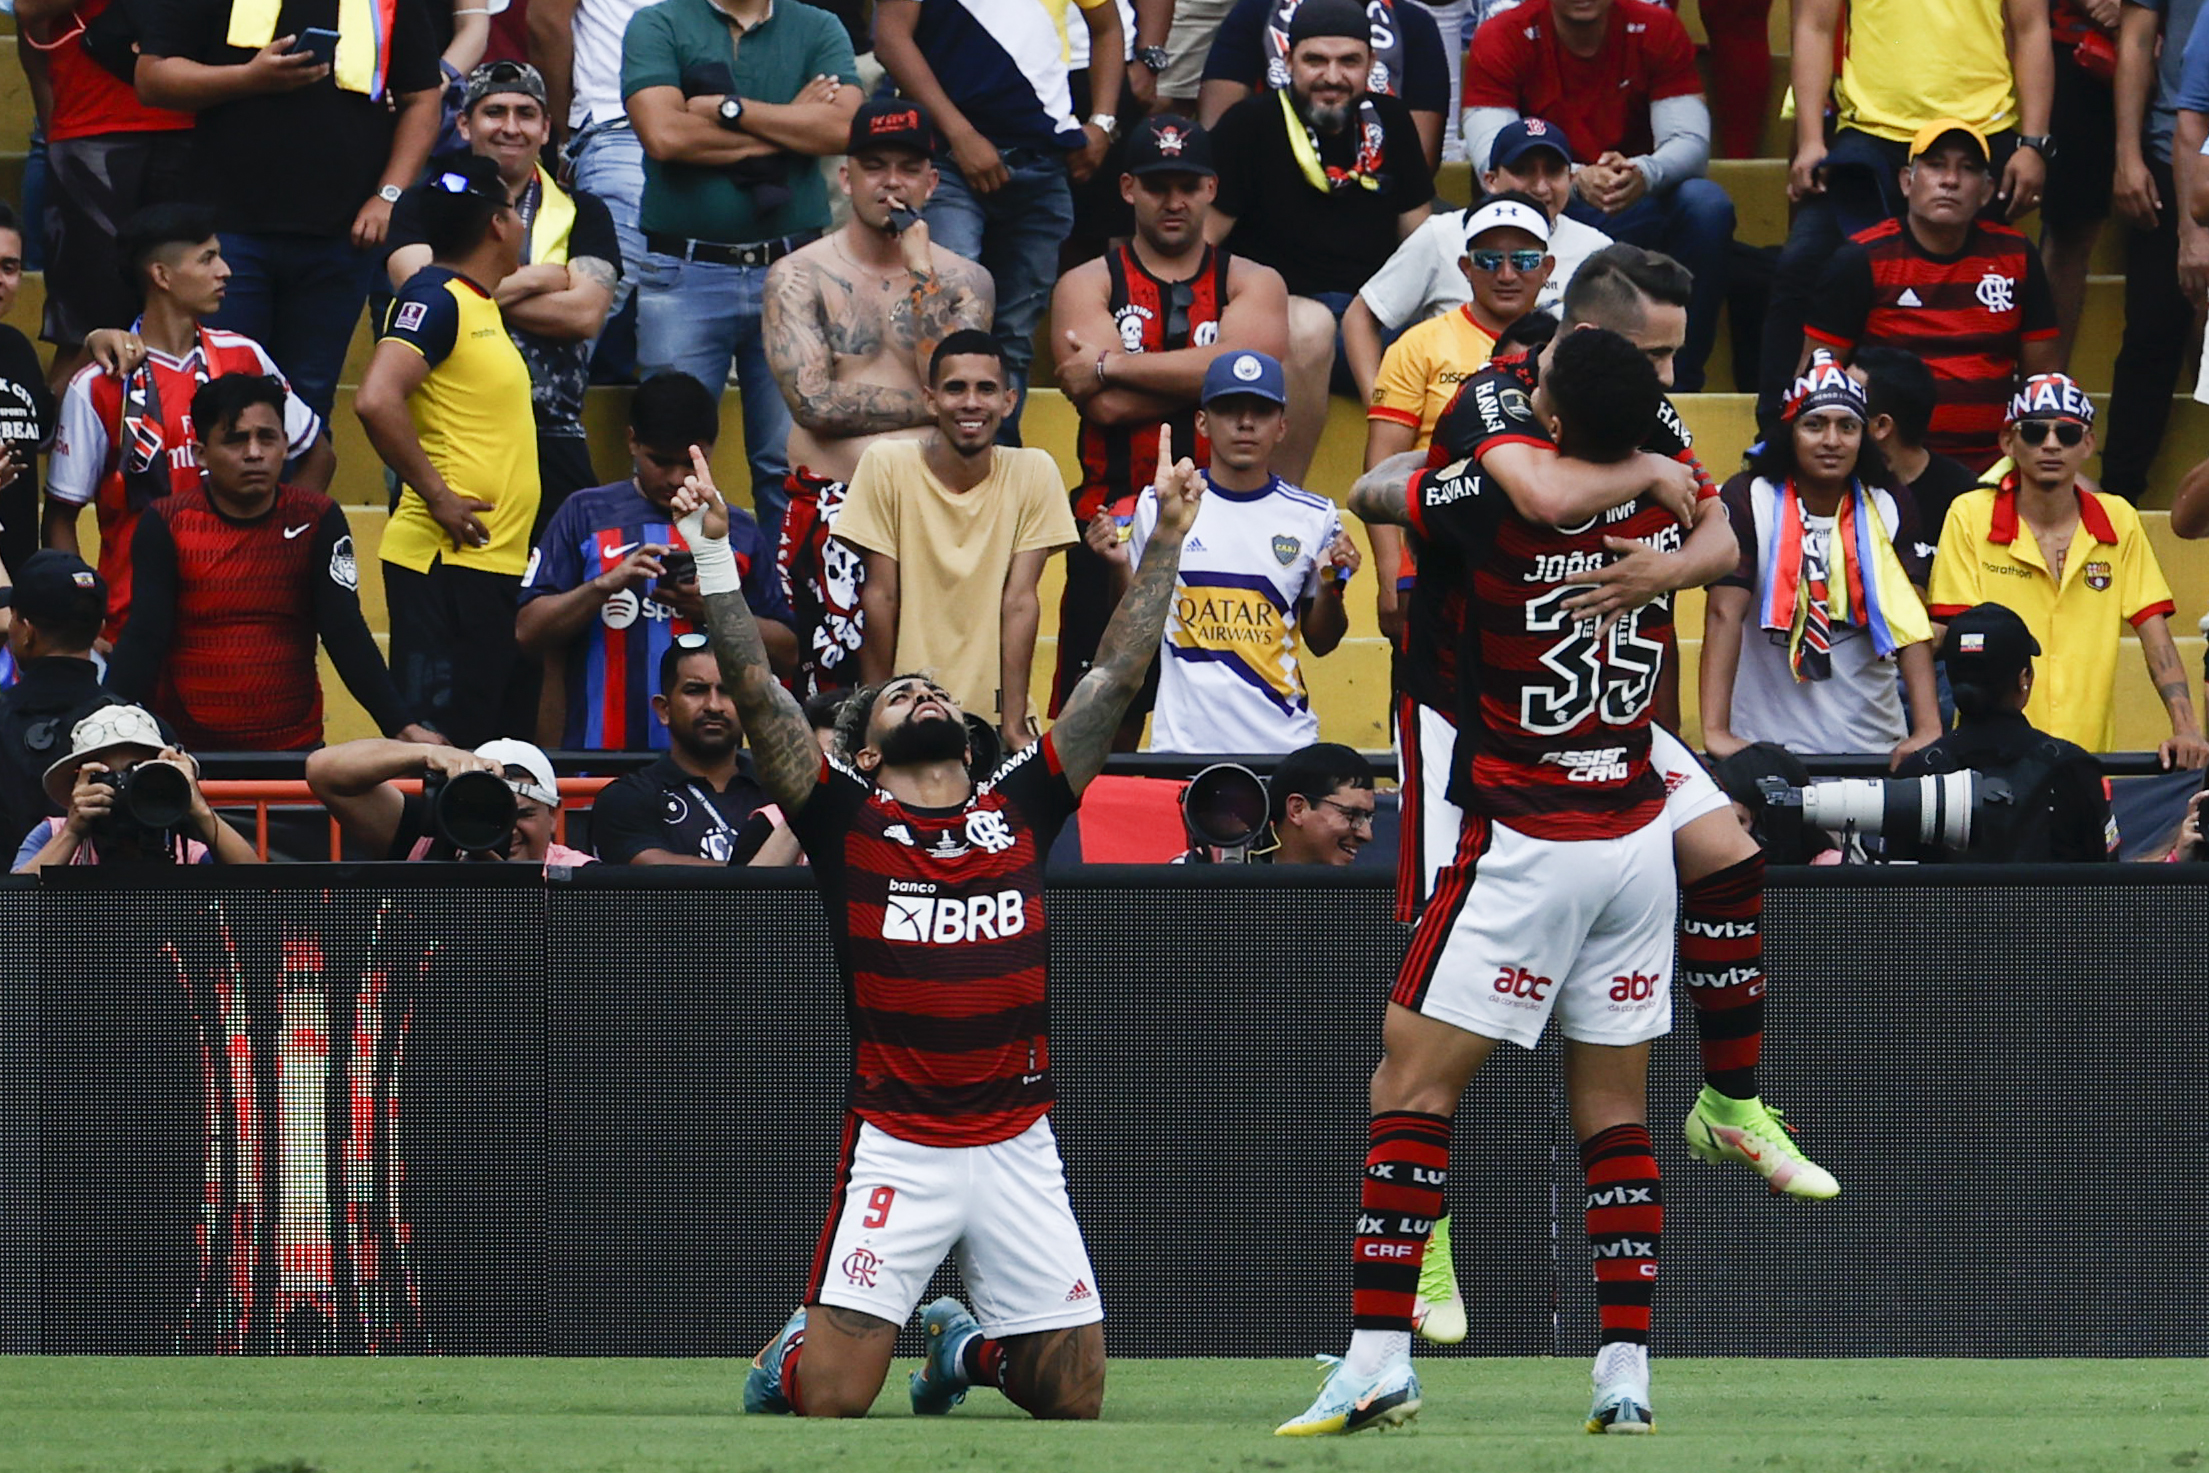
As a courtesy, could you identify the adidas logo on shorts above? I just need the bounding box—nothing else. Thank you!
[1064,1279,1094,1303]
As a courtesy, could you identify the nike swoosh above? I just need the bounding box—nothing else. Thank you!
[604,541,640,559]
[282,524,312,539]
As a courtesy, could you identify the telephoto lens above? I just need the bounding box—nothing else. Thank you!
[114,760,194,832]
[1181,763,1269,853]
[424,768,519,855]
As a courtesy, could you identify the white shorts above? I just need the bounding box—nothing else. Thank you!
[1399,711,1726,912]
[809,1115,1103,1339]
[1651,723,1732,832]
[1393,815,1678,1049]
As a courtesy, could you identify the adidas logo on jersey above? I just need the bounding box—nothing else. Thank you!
[1897,288,1924,307]
[1185,536,1207,551]
[881,889,1028,945]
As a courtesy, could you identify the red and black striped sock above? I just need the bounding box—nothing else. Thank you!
[1582,1123,1662,1347]
[1680,853,1766,1100]
[780,1331,807,1414]
[959,1335,1007,1389]
[1352,1111,1450,1331]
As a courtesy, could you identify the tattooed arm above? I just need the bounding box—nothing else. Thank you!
[667,447,824,814]
[1052,425,1206,795]
[763,254,933,436]
[2138,612,2209,770]
[901,228,993,377]
[1348,450,1429,528]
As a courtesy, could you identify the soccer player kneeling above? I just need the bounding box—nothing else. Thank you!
[672,411,1204,1419]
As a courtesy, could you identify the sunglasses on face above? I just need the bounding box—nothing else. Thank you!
[1468,249,1545,274]
[2014,419,2086,447]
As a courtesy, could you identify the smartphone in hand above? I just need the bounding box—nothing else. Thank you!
[292,27,340,66]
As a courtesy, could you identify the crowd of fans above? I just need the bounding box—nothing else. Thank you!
[0,0,2205,866]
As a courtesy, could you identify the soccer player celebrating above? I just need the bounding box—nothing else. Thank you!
[673,428,1203,1421]
[1351,245,1840,1351]
[1284,327,1695,1439]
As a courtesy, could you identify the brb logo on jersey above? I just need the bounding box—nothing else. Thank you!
[882,879,1028,944]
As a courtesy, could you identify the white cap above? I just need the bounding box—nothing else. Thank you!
[474,738,559,807]
[44,703,166,806]
[1462,197,1551,248]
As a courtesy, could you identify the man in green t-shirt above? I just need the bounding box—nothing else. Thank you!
[622,0,861,544]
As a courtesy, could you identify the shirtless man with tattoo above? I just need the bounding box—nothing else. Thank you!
[764,98,993,697]
[671,426,1203,1421]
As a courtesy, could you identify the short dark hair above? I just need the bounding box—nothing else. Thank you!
[1855,346,1937,446]
[1267,742,1373,826]
[630,371,720,451]
[1560,243,1693,335]
[657,635,718,699]
[119,201,220,290]
[0,201,23,243]
[802,689,846,732]
[1543,326,1660,464]
[24,598,104,653]
[416,154,509,260]
[1494,309,1558,359]
[834,674,920,757]
[190,373,288,443]
[929,328,1004,383]
[1747,404,1892,486]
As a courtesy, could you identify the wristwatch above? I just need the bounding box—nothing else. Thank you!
[717,96,747,131]
[377,184,403,205]
[1136,44,1170,72]
[1087,112,1119,139]
[2015,133,2055,159]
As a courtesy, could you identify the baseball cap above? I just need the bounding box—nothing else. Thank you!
[1908,118,1991,164]
[1462,195,1550,248]
[474,738,560,807]
[1487,117,1571,174]
[2006,372,2096,427]
[1937,603,2041,686]
[0,549,107,626]
[1201,350,1288,406]
[1287,0,1369,46]
[847,97,934,157]
[461,59,546,114]
[1125,114,1215,177]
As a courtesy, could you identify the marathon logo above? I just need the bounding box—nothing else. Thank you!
[881,889,1027,944]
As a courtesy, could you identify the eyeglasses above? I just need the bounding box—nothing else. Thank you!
[1316,798,1376,828]
[2014,419,2086,447]
[431,170,513,206]
[1468,249,1546,274]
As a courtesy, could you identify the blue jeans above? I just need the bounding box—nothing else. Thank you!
[923,146,1075,445]
[208,231,377,425]
[567,120,647,382]
[635,249,792,542]
[1567,176,1735,393]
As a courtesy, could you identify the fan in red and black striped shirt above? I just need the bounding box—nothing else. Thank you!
[1804,121,2060,474]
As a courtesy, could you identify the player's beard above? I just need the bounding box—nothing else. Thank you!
[878,711,969,767]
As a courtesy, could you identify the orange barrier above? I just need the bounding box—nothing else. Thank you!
[200,777,618,861]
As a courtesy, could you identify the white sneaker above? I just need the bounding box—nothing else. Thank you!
[1585,1342,1654,1434]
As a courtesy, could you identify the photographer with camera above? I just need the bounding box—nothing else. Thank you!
[306,735,595,866]
[518,372,794,750]
[1176,742,1376,864]
[12,705,259,870]
[1892,602,2117,862]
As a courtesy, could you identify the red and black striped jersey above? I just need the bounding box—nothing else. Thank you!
[1404,354,1695,840]
[791,736,1078,1148]
[1070,243,1226,522]
[1805,217,2058,473]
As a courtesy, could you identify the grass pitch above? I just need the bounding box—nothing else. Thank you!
[3,1357,2203,1473]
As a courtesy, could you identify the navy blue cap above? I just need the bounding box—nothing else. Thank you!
[1125,114,1215,177]
[0,549,106,625]
[1488,116,1573,173]
[1201,350,1288,406]
[1938,602,2041,686]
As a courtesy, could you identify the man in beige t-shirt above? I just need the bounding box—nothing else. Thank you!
[832,330,1080,746]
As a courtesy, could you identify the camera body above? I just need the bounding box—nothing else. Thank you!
[90,760,194,851]
[421,768,519,857]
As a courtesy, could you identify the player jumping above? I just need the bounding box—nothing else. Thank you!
[674,389,1203,1420]
[1352,245,1840,1350]
[1282,326,1703,1439]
